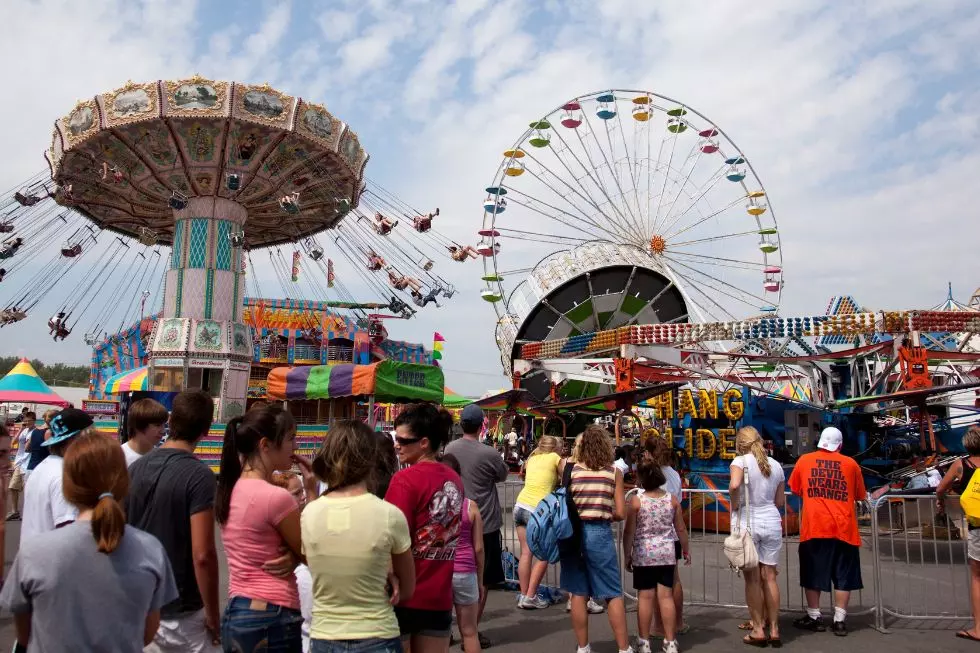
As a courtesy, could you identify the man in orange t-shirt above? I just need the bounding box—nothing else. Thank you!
[787,426,867,637]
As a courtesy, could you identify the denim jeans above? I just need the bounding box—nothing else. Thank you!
[310,637,403,653]
[222,596,304,653]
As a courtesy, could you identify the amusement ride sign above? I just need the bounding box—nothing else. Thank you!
[643,388,746,460]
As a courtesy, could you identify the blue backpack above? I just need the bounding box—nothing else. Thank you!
[526,463,580,563]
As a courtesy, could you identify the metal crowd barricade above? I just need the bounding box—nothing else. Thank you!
[498,479,978,630]
[869,492,973,630]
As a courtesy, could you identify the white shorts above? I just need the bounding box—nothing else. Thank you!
[969,529,980,562]
[144,609,221,653]
[452,572,480,606]
[751,521,784,567]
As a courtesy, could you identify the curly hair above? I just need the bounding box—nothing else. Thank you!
[576,424,614,470]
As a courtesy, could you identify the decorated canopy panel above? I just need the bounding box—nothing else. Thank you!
[46,78,369,249]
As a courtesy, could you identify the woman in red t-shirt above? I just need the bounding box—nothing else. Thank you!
[385,404,464,653]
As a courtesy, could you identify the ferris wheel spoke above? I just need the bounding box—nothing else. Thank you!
[665,255,764,273]
[651,137,704,236]
[663,255,769,306]
[668,230,759,248]
[603,113,646,239]
[655,162,728,238]
[661,196,743,241]
[577,110,645,240]
[651,124,681,231]
[515,156,631,241]
[546,127,641,243]
[663,264,740,322]
[666,250,767,270]
[502,186,626,243]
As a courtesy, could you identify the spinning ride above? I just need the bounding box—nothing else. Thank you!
[44,77,368,419]
[481,90,782,399]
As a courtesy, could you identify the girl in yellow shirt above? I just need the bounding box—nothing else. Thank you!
[513,435,563,609]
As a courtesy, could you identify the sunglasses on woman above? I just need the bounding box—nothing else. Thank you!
[395,435,422,446]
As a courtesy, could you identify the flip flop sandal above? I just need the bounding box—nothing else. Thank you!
[768,638,782,649]
[743,635,769,648]
[738,622,754,631]
[956,631,980,642]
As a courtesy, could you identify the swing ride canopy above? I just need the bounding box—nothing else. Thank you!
[46,77,368,249]
[103,366,149,394]
[267,360,444,404]
[0,359,69,406]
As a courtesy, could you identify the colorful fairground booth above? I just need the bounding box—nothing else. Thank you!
[266,360,444,425]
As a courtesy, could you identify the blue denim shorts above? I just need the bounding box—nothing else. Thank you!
[311,637,403,653]
[559,520,623,601]
[514,506,532,527]
[222,596,303,653]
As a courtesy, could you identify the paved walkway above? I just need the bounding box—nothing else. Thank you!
[0,521,978,652]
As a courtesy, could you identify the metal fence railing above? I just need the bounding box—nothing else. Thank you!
[496,480,974,631]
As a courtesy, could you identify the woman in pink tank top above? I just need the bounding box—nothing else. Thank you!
[215,404,318,653]
[443,454,485,653]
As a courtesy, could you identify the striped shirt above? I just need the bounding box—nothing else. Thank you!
[570,464,617,521]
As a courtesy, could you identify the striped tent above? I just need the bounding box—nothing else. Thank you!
[267,360,444,404]
[0,359,69,406]
[103,366,149,394]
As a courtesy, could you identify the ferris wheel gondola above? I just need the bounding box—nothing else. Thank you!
[480,89,783,396]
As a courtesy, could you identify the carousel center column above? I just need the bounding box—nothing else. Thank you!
[148,196,252,421]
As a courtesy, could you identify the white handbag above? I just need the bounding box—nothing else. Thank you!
[723,460,759,574]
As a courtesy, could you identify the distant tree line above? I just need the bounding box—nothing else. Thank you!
[0,357,90,387]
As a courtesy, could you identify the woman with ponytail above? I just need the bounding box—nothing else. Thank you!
[0,431,178,652]
[217,403,317,653]
[729,426,785,647]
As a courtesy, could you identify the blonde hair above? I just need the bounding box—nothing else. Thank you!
[530,435,561,458]
[736,426,772,478]
[964,425,980,456]
[569,434,584,463]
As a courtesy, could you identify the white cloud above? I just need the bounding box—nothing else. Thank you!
[317,9,358,42]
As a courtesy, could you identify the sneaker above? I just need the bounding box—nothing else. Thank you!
[5,511,19,521]
[576,646,592,653]
[792,615,826,632]
[478,632,492,649]
[566,599,572,612]
[637,640,652,653]
[516,593,525,605]
[831,620,847,637]
[662,641,679,653]
[519,595,551,610]
[587,598,605,614]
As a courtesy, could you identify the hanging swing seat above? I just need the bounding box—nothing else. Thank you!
[14,191,40,207]
[0,223,13,233]
[61,243,82,258]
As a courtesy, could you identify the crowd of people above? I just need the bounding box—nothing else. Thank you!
[0,392,974,652]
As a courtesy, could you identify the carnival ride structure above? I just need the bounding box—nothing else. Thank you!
[0,78,466,419]
[473,88,980,489]
[478,90,782,401]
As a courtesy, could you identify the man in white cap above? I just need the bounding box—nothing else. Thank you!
[787,426,867,637]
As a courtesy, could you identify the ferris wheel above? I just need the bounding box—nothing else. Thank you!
[479,89,783,382]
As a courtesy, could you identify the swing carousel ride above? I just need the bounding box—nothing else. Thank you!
[0,77,480,418]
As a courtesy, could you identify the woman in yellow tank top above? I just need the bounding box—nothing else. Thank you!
[513,435,563,609]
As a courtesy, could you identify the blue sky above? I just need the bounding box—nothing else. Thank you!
[0,0,978,396]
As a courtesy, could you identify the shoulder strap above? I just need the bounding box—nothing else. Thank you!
[562,460,575,487]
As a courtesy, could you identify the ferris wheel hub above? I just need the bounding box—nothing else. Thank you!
[649,235,667,255]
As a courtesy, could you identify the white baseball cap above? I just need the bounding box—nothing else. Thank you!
[817,426,843,452]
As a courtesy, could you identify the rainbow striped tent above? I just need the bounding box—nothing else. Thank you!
[0,359,69,406]
[103,367,149,394]
[267,361,444,404]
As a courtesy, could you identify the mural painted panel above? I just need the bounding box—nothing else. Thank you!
[194,320,223,351]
